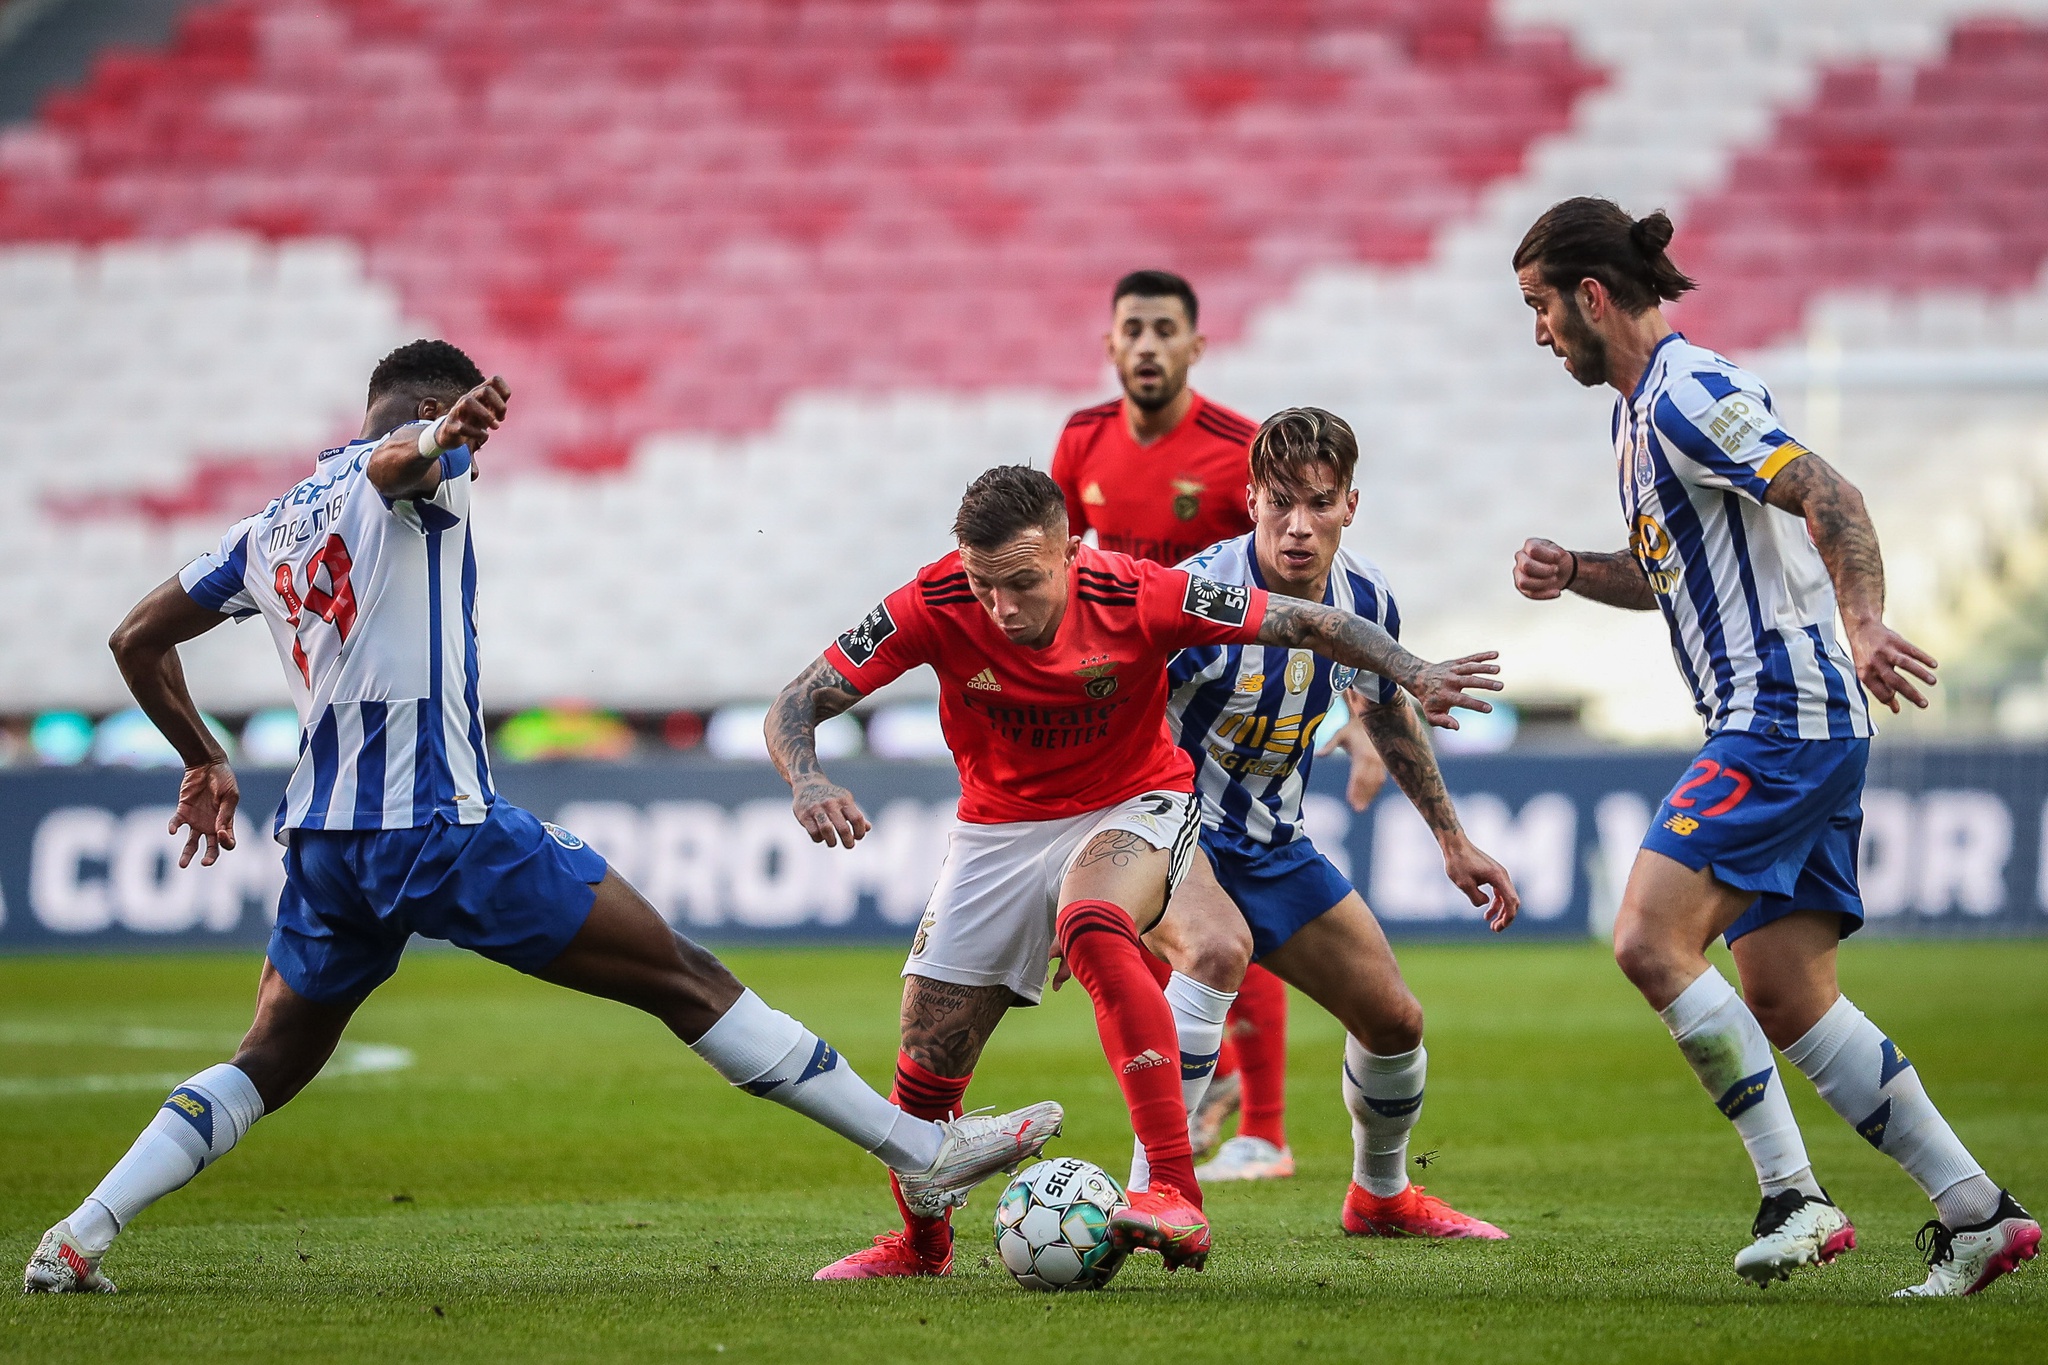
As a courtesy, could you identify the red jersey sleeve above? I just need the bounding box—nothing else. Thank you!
[823,580,933,694]
[1134,559,1269,652]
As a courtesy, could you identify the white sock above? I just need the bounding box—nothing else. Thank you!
[1658,968,1820,1199]
[71,1063,264,1252]
[690,989,943,1173]
[1781,994,1997,1226]
[1129,971,1235,1193]
[1343,1038,1426,1198]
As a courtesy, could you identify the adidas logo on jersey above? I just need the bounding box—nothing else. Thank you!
[967,668,1002,691]
[1122,1049,1170,1075]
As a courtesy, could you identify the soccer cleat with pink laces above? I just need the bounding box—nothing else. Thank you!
[1108,1183,1212,1271]
[812,1227,953,1281]
[1341,1183,1509,1240]
[894,1101,1063,1219]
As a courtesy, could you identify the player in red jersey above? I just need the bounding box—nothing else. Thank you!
[1051,269,1258,568]
[767,465,1502,1279]
[1051,270,1386,1182]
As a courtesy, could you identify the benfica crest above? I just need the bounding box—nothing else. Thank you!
[1074,662,1120,698]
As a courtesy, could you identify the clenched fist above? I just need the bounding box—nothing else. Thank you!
[1514,538,1576,600]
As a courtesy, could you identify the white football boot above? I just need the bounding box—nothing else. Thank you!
[1195,1135,1296,1182]
[896,1102,1063,1218]
[1733,1189,1856,1286]
[1893,1192,2041,1298]
[23,1222,117,1295]
[1190,1071,1240,1159]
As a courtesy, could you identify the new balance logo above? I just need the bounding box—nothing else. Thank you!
[1122,1049,1170,1075]
[967,668,1002,691]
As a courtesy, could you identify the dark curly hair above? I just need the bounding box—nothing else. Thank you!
[366,339,485,407]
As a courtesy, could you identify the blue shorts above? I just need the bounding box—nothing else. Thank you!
[1200,831,1355,960]
[1639,730,1868,946]
[271,800,608,1004]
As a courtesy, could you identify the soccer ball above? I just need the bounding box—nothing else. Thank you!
[992,1156,1129,1291]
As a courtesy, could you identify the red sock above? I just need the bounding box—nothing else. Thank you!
[888,1053,970,1260]
[1142,948,1174,990]
[1056,900,1201,1205]
[1232,963,1289,1147]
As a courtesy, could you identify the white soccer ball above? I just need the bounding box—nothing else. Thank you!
[992,1156,1128,1291]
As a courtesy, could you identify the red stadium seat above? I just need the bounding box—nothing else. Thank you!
[0,0,1599,475]
[1675,17,2048,348]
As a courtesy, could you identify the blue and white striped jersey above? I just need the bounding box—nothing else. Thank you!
[1165,534,1400,847]
[1619,334,1871,740]
[179,429,494,839]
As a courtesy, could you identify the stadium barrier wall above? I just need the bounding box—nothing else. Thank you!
[2,746,2045,953]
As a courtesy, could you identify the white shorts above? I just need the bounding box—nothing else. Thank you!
[903,789,1199,1004]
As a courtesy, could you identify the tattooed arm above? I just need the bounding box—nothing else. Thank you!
[1255,596,1502,729]
[1763,453,1936,712]
[1514,540,1656,610]
[1358,694,1520,932]
[766,654,872,847]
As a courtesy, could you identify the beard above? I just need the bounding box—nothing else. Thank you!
[1122,368,1184,413]
[1555,296,1610,388]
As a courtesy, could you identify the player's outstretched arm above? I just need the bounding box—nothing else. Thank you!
[108,577,241,867]
[365,376,511,499]
[766,655,873,848]
[1764,453,1937,712]
[1256,597,1501,730]
[1358,696,1518,931]
[1513,539,1656,610]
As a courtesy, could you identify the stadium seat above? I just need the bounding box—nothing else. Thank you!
[4,0,2048,733]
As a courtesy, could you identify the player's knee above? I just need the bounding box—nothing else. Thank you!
[1178,920,1251,992]
[1737,982,1822,1052]
[227,1045,319,1113]
[655,936,746,1034]
[1611,914,1676,994]
[1370,993,1424,1055]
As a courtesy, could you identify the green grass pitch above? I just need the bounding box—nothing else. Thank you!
[3,940,2043,1363]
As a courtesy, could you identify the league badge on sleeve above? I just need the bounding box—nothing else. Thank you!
[1182,576,1251,627]
[837,602,897,667]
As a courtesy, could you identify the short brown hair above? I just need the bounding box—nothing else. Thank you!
[1250,407,1358,496]
[1513,197,1696,314]
[952,465,1066,551]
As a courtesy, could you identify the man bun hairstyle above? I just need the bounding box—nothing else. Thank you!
[367,339,485,406]
[1250,407,1359,496]
[953,465,1068,551]
[1112,268,1199,327]
[1513,197,1696,314]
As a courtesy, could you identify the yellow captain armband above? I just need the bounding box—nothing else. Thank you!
[1758,441,1809,482]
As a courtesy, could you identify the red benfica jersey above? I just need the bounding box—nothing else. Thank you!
[825,547,1269,823]
[1051,391,1257,567]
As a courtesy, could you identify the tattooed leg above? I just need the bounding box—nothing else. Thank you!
[899,975,1014,1078]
